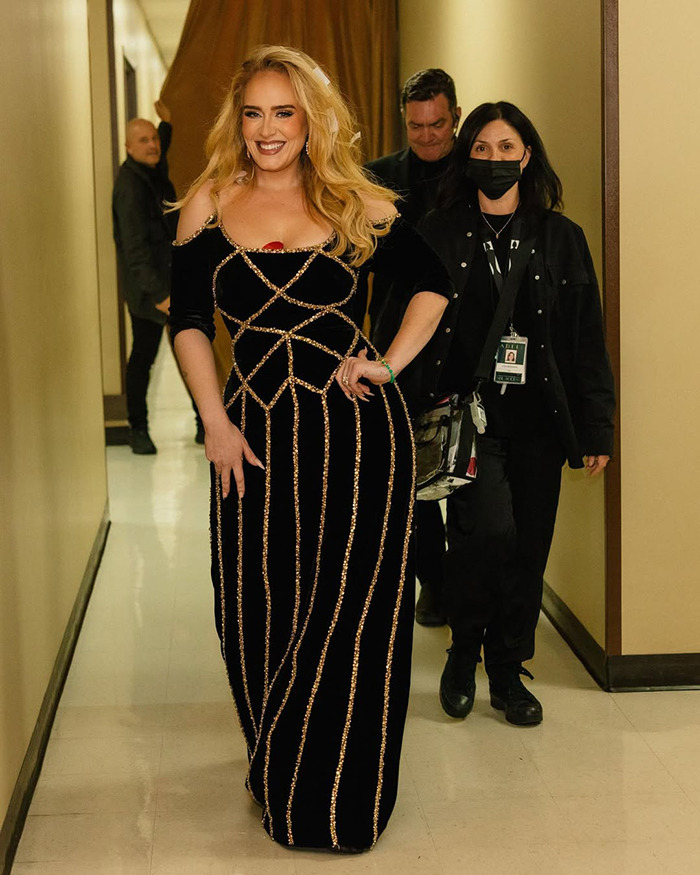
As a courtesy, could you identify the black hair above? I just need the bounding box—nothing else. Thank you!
[437,101,563,213]
[400,68,459,123]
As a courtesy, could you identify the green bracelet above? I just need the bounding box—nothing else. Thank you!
[379,357,395,384]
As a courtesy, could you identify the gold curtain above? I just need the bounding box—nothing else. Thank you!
[160,0,401,385]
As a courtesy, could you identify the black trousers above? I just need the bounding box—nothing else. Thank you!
[126,314,163,430]
[443,432,565,670]
[414,500,446,591]
[126,313,200,430]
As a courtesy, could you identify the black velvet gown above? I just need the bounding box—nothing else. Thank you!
[169,216,450,850]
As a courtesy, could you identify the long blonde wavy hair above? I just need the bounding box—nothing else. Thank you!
[175,45,396,266]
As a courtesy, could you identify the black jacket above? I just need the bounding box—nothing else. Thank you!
[112,122,177,324]
[367,148,443,227]
[419,203,615,468]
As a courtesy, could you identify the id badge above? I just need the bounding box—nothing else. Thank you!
[494,335,527,385]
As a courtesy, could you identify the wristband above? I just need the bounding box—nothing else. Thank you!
[379,357,395,384]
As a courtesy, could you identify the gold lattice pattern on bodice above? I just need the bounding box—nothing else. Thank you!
[212,246,364,412]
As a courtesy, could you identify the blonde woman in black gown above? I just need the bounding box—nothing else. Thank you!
[169,46,450,852]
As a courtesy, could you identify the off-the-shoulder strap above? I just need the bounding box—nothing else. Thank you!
[173,213,217,247]
[371,211,401,230]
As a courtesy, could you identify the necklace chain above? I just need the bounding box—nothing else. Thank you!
[481,211,515,239]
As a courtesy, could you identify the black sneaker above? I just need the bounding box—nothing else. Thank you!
[488,665,543,726]
[415,585,447,627]
[129,428,157,455]
[439,648,477,719]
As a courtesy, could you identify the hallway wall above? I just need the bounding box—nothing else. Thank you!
[618,0,700,654]
[0,0,108,829]
[399,0,607,645]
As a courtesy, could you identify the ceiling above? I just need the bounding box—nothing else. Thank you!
[138,0,191,67]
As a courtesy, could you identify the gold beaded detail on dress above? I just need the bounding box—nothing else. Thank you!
[172,213,217,247]
[212,243,360,415]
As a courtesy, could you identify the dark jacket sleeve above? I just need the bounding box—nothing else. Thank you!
[112,175,170,309]
[168,231,216,342]
[566,226,616,455]
[367,218,453,301]
[418,209,465,289]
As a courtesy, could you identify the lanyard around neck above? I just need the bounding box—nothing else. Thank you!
[479,215,522,297]
[472,217,536,390]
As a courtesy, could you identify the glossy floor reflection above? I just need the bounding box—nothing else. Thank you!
[13,349,700,874]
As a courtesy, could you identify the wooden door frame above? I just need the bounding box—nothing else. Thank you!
[602,0,621,656]
[103,0,130,440]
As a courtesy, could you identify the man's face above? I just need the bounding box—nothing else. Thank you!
[404,94,459,162]
[126,121,161,167]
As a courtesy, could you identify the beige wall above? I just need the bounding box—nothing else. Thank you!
[98,0,168,396]
[618,0,700,654]
[89,0,122,396]
[399,0,607,644]
[0,0,108,821]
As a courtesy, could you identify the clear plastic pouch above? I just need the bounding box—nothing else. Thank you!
[414,394,478,501]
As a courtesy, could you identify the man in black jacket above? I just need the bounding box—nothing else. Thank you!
[366,69,461,626]
[113,103,200,454]
[367,69,461,349]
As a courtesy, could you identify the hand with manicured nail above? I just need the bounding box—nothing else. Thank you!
[205,418,264,499]
[335,348,391,401]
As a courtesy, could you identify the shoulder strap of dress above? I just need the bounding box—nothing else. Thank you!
[173,212,217,247]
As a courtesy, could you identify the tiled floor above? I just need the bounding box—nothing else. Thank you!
[13,350,700,874]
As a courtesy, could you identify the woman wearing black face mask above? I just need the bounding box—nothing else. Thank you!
[417,102,615,726]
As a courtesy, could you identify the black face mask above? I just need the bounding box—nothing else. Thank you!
[465,154,525,201]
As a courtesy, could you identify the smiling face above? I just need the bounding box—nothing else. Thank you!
[241,70,308,175]
[404,94,459,163]
[469,119,531,168]
[126,120,161,167]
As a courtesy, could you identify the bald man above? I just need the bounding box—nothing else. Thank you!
[113,104,201,453]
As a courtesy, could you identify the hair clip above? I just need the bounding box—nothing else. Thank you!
[350,131,361,145]
[311,65,331,88]
[328,110,339,134]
